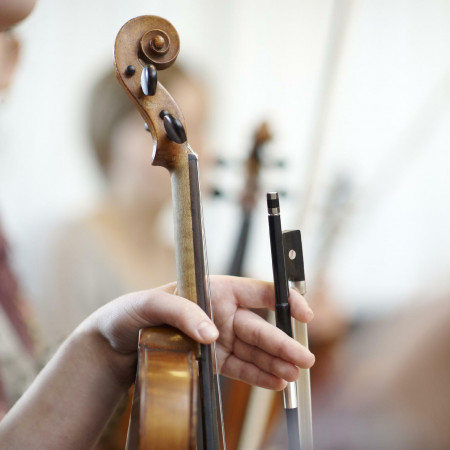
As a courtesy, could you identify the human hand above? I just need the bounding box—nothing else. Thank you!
[80,275,314,390]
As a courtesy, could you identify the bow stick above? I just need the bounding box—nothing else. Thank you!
[266,192,301,450]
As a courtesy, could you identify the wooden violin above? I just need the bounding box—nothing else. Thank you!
[114,16,222,450]
[221,122,271,450]
[227,122,272,277]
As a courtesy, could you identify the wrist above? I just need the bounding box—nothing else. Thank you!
[72,318,138,389]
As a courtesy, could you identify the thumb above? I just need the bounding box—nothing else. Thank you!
[94,288,219,353]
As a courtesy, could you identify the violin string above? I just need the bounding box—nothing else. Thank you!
[189,143,227,450]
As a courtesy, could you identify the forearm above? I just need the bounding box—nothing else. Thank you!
[0,327,131,449]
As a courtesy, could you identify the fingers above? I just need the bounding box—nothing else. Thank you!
[288,288,314,323]
[95,289,218,354]
[232,338,300,382]
[233,309,315,369]
[210,275,313,323]
[220,353,288,390]
[211,275,278,310]
[127,289,220,343]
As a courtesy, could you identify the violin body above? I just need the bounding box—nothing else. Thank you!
[115,16,220,450]
[126,327,198,449]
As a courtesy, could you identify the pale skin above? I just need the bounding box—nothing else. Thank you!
[0,276,314,449]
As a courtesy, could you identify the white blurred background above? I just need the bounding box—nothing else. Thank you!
[2,0,450,320]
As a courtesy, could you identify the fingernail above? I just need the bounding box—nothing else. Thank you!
[197,321,218,341]
[306,308,314,321]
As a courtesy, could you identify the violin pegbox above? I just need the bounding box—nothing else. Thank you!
[114,15,188,170]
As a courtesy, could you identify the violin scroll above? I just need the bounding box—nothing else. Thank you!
[114,15,187,171]
[254,121,272,148]
[116,15,180,71]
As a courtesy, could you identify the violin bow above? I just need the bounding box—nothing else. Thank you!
[267,192,313,450]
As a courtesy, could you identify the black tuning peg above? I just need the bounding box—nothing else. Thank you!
[215,157,228,167]
[159,110,187,144]
[125,65,136,77]
[211,188,224,198]
[141,64,157,96]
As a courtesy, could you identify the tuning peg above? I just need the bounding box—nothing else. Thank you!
[159,110,187,144]
[141,64,157,96]
[125,65,136,77]
[211,188,224,198]
[261,159,285,169]
[215,157,228,167]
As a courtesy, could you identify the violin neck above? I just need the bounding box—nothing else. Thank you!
[227,134,266,277]
[227,211,252,276]
[170,152,221,449]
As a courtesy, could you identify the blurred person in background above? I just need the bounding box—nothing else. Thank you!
[35,66,208,447]
[0,0,40,419]
[38,65,208,347]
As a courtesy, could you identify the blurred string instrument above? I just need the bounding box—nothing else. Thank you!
[232,181,353,450]
[226,122,272,277]
[212,4,355,442]
[220,122,272,450]
[217,126,303,450]
[114,16,224,449]
[240,2,358,447]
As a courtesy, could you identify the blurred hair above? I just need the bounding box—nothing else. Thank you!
[87,64,187,173]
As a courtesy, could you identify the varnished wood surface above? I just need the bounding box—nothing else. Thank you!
[130,327,198,450]
[114,16,188,172]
